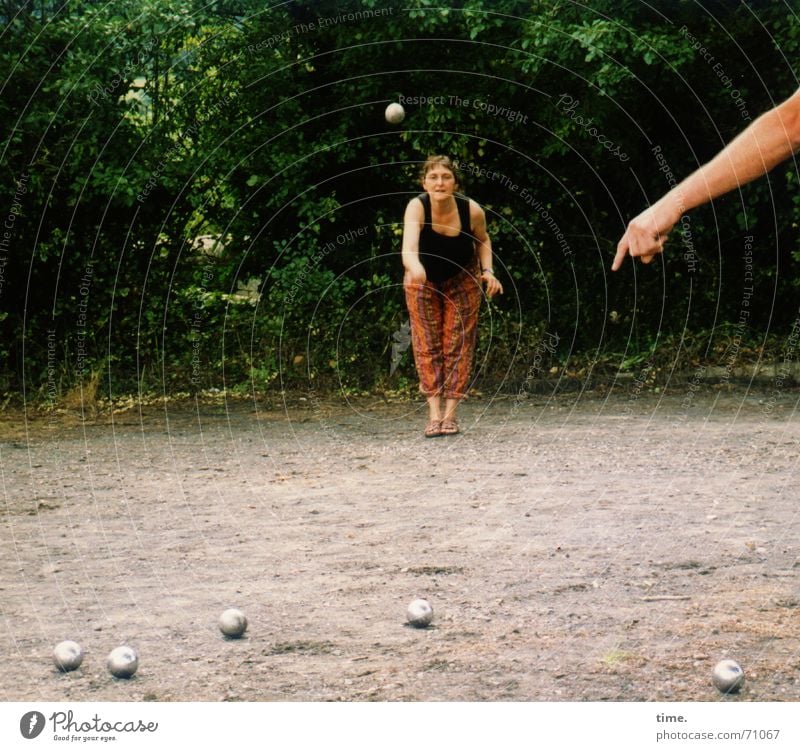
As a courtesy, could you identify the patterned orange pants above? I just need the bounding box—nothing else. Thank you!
[404,265,482,399]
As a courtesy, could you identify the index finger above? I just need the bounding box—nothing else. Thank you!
[612,234,631,271]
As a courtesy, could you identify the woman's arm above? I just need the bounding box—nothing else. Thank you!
[471,201,503,297]
[402,198,427,284]
[613,88,800,270]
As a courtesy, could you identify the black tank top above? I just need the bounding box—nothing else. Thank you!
[417,193,476,283]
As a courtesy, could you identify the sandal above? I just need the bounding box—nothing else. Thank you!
[424,420,443,438]
[440,419,459,436]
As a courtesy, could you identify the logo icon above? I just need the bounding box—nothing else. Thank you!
[20,711,45,740]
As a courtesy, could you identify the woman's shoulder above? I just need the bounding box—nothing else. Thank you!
[407,194,428,211]
[466,197,484,217]
[404,194,426,220]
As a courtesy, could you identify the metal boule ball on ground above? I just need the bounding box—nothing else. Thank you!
[53,641,84,672]
[107,646,138,679]
[712,659,744,694]
[406,598,434,628]
[219,608,248,638]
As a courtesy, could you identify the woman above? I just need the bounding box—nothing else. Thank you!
[402,155,503,437]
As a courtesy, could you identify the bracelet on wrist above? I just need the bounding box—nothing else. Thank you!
[482,267,494,275]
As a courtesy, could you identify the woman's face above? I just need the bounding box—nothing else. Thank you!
[422,165,457,198]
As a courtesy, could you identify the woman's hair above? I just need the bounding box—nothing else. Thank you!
[418,155,463,187]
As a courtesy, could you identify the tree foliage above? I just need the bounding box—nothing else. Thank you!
[1,0,798,400]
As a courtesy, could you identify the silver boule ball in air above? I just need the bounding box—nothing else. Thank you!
[407,598,434,628]
[107,646,138,679]
[712,659,744,694]
[385,102,405,124]
[53,640,84,672]
[219,608,248,638]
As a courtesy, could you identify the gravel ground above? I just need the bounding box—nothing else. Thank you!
[1,390,799,702]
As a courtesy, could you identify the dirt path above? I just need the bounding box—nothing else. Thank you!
[1,391,799,702]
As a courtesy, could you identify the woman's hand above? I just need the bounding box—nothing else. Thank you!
[404,261,427,286]
[481,269,503,298]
